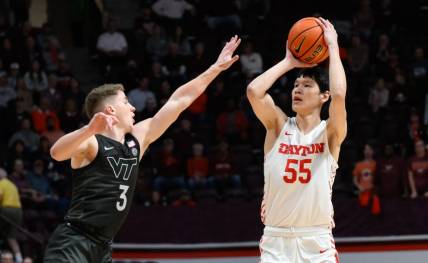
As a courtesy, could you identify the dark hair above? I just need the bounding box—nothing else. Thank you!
[84,84,124,118]
[296,67,329,92]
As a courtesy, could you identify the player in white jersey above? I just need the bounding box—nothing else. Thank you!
[246,18,346,262]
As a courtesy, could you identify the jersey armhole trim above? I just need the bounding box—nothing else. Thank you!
[264,117,291,162]
[71,135,102,172]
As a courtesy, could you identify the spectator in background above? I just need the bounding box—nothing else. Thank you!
[7,62,20,88]
[411,47,428,81]
[353,143,380,215]
[149,61,167,90]
[134,7,156,40]
[128,77,156,116]
[240,41,263,78]
[170,25,192,57]
[187,91,207,121]
[8,118,39,153]
[15,79,33,112]
[42,37,63,72]
[140,96,158,120]
[162,42,187,84]
[96,17,128,74]
[216,98,249,143]
[31,96,61,134]
[36,22,56,50]
[34,136,56,172]
[9,159,37,204]
[0,15,8,37]
[58,98,82,133]
[0,38,19,69]
[7,140,30,169]
[21,36,42,71]
[23,60,48,93]
[26,159,67,213]
[0,168,23,263]
[64,78,85,109]
[353,0,374,38]
[172,118,197,158]
[376,144,406,198]
[97,18,128,57]
[41,74,63,112]
[152,139,186,205]
[347,34,369,93]
[157,80,172,105]
[120,59,141,90]
[53,55,73,90]
[408,140,428,198]
[5,97,31,135]
[187,42,210,77]
[0,250,13,263]
[374,33,391,76]
[41,116,65,145]
[390,68,407,99]
[146,24,169,60]
[408,110,423,143]
[410,47,428,111]
[187,143,209,191]
[152,0,194,32]
[204,0,242,33]
[208,78,227,119]
[210,141,241,197]
[0,71,16,108]
[368,77,389,113]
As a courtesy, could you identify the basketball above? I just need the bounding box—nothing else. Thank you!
[287,17,329,64]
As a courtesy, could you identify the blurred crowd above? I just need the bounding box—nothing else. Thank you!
[0,0,427,262]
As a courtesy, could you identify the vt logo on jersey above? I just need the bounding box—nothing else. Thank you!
[107,157,138,180]
[278,143,325,156]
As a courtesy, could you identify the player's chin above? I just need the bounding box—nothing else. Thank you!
[291,102,302,112]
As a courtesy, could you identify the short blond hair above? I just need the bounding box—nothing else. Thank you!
[84,84,124,118]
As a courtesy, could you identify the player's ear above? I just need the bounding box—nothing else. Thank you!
[320,90,330,103]
[104,104,115,115]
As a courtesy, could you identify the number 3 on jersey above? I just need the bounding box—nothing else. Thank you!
[283,159,312,184]
[117,184,129,211]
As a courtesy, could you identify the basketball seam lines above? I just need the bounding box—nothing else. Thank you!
[297,31,323,59]
[290,24,320,47]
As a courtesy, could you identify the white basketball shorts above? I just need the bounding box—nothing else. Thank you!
[259,225,339,263]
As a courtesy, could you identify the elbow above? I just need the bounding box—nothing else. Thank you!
[50,145,63,161]
[246,84,258,99]
[331,89,346,99]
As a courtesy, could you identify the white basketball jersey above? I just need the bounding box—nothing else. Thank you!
[261,117,338,228]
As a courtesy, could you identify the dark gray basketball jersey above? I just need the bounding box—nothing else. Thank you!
[65,134,140,242]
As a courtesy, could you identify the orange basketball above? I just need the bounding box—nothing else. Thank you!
[287,17,329,64]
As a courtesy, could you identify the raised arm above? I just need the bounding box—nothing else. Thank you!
[320,18,347,160]
[246,43,314,130]
[133,36,241,149]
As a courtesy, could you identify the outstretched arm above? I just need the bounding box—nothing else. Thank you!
[320,18,347,160]
[246,43,314,130]
[133,36,241,150]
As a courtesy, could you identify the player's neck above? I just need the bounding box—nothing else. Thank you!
[295,113,321,135]
[101,126,127,144]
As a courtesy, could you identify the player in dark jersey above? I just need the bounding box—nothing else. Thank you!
[43,36,241,263]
